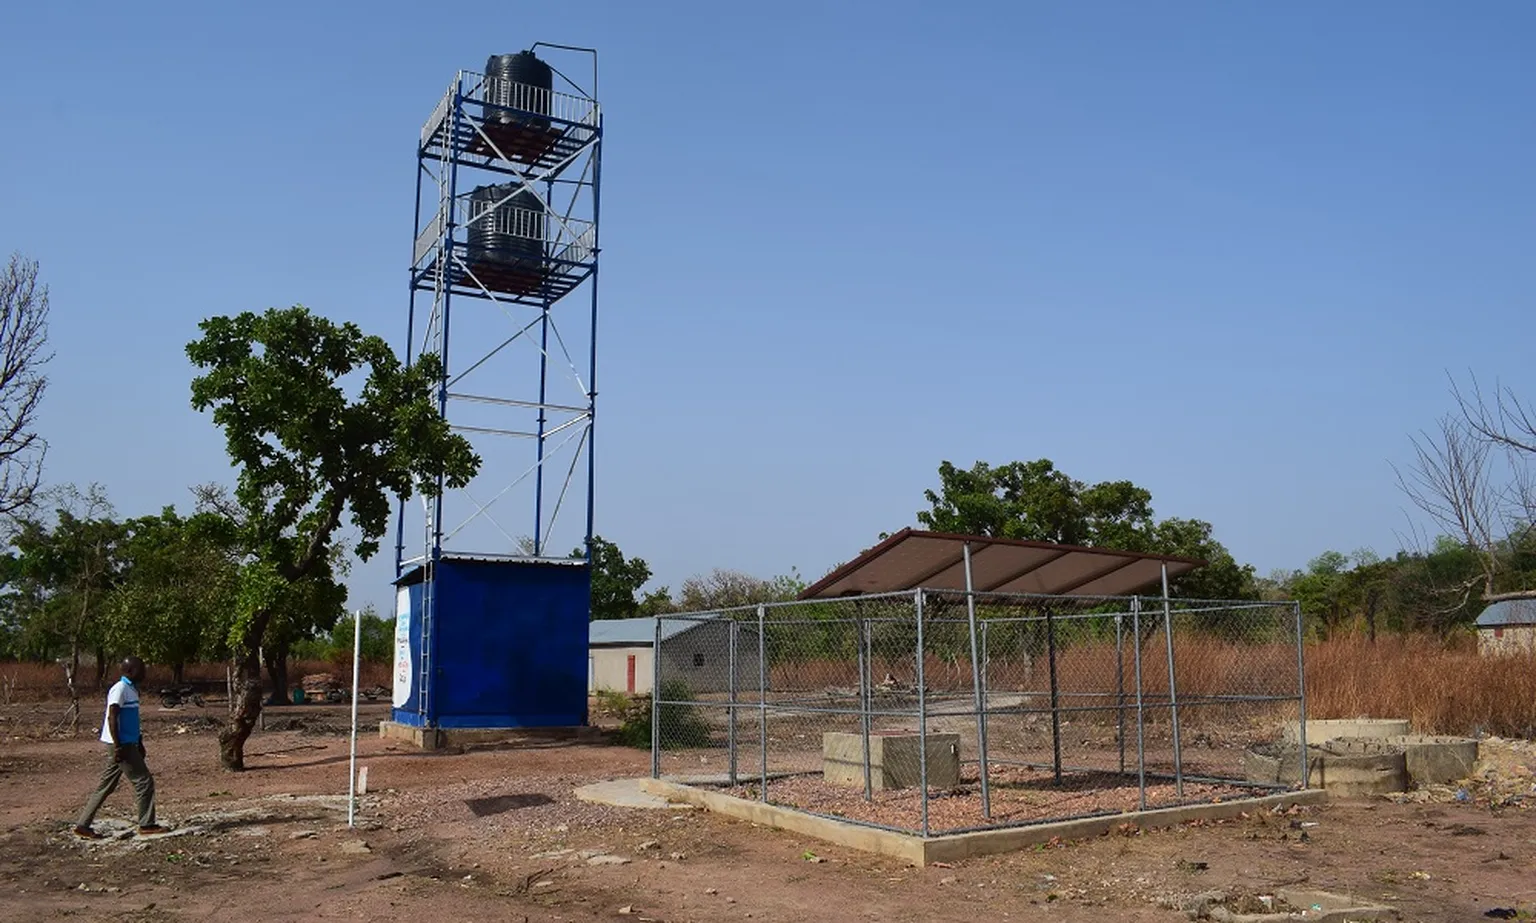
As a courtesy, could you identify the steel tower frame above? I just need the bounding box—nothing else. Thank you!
[394,45,601,724]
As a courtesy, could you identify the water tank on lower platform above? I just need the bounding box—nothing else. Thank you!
[467,184,546,274]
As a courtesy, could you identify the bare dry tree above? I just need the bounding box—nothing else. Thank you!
[0,253,52,516]
[1395,374,1536,607]
[1451,374,1536,536]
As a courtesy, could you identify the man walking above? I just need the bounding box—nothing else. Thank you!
[74,656,169,838]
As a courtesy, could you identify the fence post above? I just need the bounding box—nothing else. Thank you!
[962,542,992,818]
[650,616,662,779]
[1116,610,1126,775]
[758,604,768,803]
[1161,563,1184,798]
[1132,596,1146,810]
[857,613,872,801]
[915,589,929,837]
[727,618,739,786]
[1046,604,1062,785]
[1294,601,1309,790]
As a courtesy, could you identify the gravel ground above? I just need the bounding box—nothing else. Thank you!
[732,767,1266,833]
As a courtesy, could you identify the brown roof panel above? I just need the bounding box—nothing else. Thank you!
[800,528,1204,600]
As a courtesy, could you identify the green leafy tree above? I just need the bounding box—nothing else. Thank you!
[636,586,677,616]
[328,604,396,663]
[106,507,240,684]
[577,535,654,621]
[1288,550,1350,639]
[677,567,806,611]
[3,485,123,727]
[918,459,1256,598]
[187,305,479,769]
[291,603,395,665]
[259,554,349,703]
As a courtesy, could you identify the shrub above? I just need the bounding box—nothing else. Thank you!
[609,680,712,750]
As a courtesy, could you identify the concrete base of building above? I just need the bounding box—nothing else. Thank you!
[378,720,602,751]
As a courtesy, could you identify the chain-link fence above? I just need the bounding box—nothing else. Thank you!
[652,590,1306,836]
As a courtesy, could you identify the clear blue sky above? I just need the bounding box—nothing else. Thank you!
[2,1,1532,611]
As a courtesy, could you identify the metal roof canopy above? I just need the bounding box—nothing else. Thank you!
[1476,599,1536,628]
[589,617,700,647]
[800,528,1205,600]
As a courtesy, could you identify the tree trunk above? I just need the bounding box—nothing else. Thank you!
[218,648,264,770]
[65,646,82,734]
[94,646,107,689]
[265,643,290,707]
[172,662,185,685]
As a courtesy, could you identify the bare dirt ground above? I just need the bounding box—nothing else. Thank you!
[3,700,1535,922]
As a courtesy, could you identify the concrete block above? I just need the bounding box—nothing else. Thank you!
[823,731,960,790]
[1281,718,1410,745]
[1384,735,1479,785]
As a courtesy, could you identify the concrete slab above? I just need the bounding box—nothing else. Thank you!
[574,778,694,810]
[639,777,1327,866]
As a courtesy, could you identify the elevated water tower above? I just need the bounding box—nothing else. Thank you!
[388,44,602,743]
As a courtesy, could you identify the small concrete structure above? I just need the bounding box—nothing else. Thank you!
[1476,599,1536,656]
[1250,734,1481,792]
[1245,739,1409,797]
[1281,718,1410,745]
[1384,735,1479,784]
[823,731,961,790]
[638,777,1326,866]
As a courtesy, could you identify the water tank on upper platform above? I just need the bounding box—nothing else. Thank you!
[485,50,553,128]
[467,183,546,275]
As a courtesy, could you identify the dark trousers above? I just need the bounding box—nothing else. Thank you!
[76,745,156,828]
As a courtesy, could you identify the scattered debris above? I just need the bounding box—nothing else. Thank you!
[586,854,631,866]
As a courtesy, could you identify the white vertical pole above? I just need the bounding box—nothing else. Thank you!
[348,609,362,827]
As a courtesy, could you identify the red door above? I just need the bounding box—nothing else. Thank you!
[626,654,637,694]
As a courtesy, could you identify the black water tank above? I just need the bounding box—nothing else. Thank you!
[467,184,545,272]
[485,50,553,126]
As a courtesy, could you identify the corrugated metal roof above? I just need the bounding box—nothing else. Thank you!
[1476,599,1536,627]
[395,552,588,585]
[800,528,1205,600]
[588,617,700,646]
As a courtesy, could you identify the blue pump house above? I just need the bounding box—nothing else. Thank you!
[391,555,590,729]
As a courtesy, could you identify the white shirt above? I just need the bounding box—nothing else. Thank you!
[99,677,142,744]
